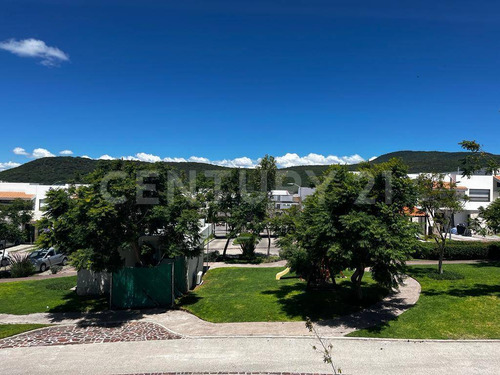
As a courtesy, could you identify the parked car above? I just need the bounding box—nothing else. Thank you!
[28,248,68,272]
[0,239,21,250]
[0,249,10,267]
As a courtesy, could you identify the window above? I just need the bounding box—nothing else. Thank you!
[469,189,490,202]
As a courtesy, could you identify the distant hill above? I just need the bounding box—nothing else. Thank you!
[369,150,500,174]
[1,151,499,185]
[0,157,228,185]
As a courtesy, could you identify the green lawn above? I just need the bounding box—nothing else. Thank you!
[0,324,49,339]
[348,262,500,339]
[0,276,108,315]
[178,267,388,322]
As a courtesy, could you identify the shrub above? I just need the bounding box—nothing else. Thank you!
[51,265,63,274]
[207,250,220,262]
[412,241,500,260]
[9,253,35,278]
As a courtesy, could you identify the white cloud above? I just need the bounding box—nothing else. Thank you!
[80,155,91,159]
[59,150,73,155]
[32,148,55,158]
[163,157,188,163]
[275,153,364,168]
[0,38,69,67]
[213,157,255,168]
[369,156,378,161]
[135,152,162,163]
[188,156,211,164]
[98,154,115,160]
[13,147,29,156]
[0,161,21,172]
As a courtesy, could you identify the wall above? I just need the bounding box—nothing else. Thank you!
[76,269,111,296]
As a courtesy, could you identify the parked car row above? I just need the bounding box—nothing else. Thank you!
[0,247,68,272]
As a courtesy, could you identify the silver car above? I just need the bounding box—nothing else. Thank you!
[28,248,68,272]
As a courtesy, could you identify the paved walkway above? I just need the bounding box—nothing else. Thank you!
[0,276,420,338]
[1,337,499,375]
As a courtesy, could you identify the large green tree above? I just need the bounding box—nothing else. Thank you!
[280,159,419,299]
[37,160,202,272]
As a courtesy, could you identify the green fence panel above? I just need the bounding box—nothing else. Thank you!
[111,263,173,309]
[173,256,187,296]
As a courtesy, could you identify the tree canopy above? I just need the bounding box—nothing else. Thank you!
[37,160,202,272]
[279,159,419,299]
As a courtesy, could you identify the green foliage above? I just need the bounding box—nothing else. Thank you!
[459,140,500,177]
[9,253,35,278]
[233,232,260,258]
[412,241,500,260]
[280,159,419,298]
[480,198,500,234]
[0,199,33,244]
[37,160,202,272]
[416,173,466,273]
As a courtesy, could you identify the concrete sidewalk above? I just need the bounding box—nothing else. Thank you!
[1,336,498,375]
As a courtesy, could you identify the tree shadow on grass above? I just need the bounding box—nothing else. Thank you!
[176,293,202,308]
[423,283,500,298]
[260,281,389,322]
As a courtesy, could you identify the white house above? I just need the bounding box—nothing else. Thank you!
[0,182,75,243]
[270,190,296,210]
[408,172,500,232]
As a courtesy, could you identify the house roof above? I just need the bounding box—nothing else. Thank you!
[494,176,500,182]
[0,191,35,200]
[403,207,427,217]
[271,190,291,196]
[435,182,467,190]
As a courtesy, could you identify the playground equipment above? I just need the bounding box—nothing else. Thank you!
[275,267,290,280]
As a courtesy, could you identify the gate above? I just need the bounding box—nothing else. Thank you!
[111,262,174,309]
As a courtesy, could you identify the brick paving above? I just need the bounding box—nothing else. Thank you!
[0,321,180,349]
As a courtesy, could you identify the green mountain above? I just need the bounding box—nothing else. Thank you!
[1,151,499,185]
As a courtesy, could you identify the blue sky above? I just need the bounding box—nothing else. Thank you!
[1,0,499,169]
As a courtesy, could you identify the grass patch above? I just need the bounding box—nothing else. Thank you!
[348,262,500,339]
[0,276,108,315]
[177,267,388,322]
[0,324,49,339]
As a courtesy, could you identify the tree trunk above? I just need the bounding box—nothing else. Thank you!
[438,245,444,274]
[350,266,365,300]
[325,258,337,287]
[266,226,271,257]
[131,241,142,267]
[222,237,231,258]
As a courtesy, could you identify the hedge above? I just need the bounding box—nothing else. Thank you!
[412,241,500,260]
